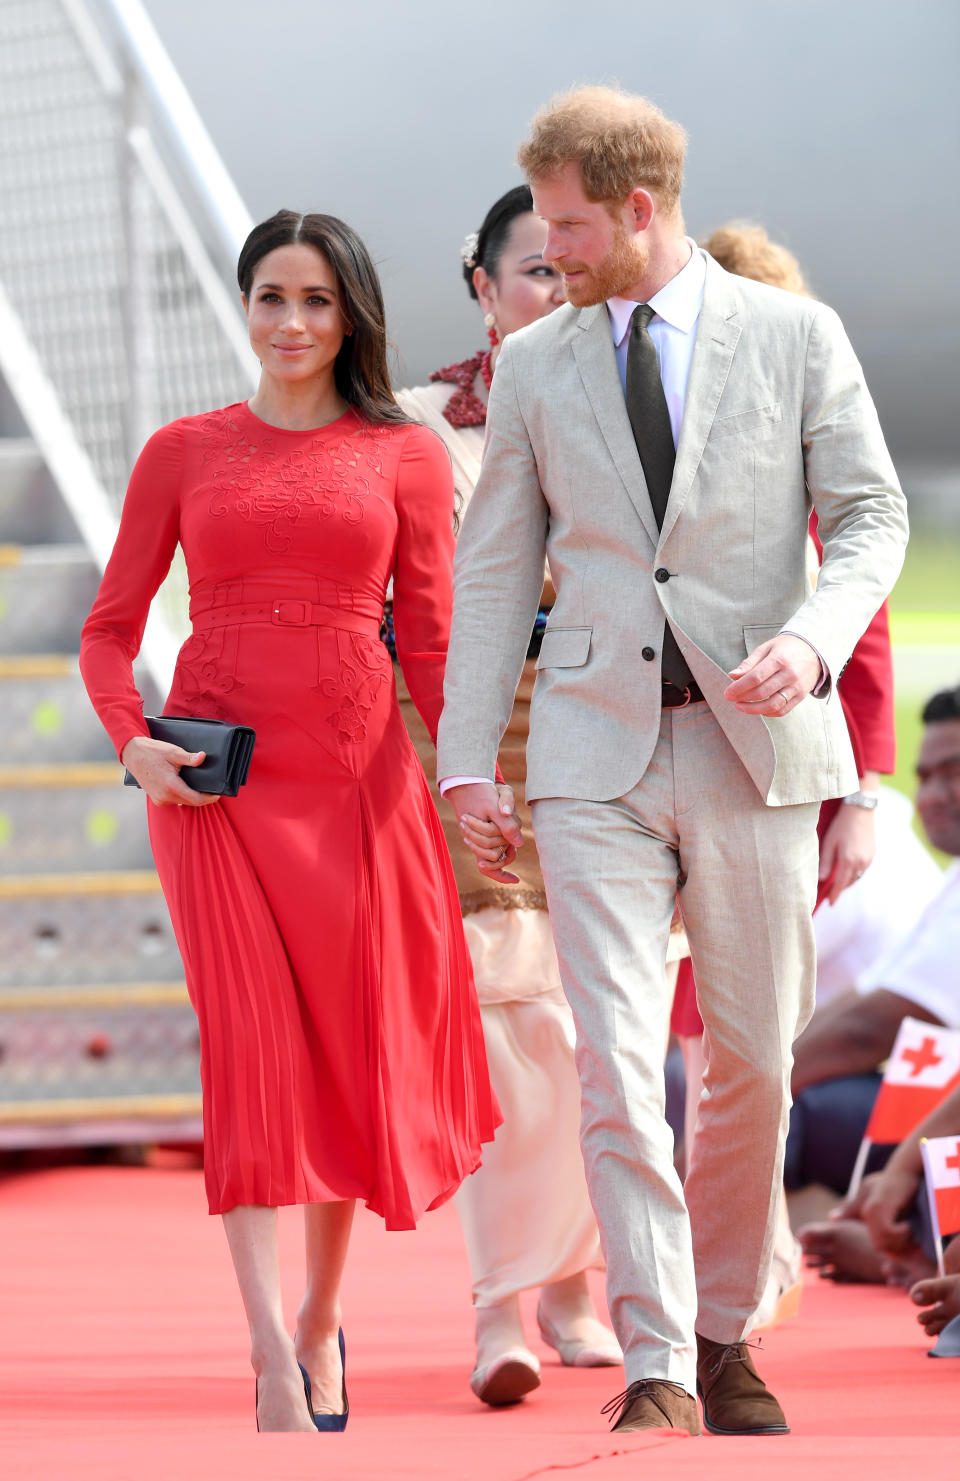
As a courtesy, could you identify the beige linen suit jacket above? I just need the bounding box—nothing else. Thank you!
[437,252,908,808]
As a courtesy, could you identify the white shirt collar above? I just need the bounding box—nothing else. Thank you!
[607,239,706,346]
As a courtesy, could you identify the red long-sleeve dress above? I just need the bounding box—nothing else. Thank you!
[80,402,498,1227]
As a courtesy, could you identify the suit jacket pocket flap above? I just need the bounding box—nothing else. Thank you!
[743,622,785,651]
[711,403,782,440]
[535,626,592,670]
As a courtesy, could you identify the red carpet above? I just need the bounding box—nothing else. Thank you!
[0,1163,957,1479]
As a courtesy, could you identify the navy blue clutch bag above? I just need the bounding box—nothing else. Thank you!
[123,716,255,797]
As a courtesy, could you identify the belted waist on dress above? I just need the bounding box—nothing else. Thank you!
[190,598,382,640]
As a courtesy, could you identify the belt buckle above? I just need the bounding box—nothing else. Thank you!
[272,600,310,627]
[662,681,692,709]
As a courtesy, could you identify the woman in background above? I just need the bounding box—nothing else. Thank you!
[395,187,623,1406]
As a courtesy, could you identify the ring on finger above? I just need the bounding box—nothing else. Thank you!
[778,688,790,706]
[493,845,508,864]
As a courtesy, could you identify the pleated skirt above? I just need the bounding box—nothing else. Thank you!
[146,691,499,1230]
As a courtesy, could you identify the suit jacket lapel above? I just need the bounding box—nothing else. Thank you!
[660,256,742,544]
[571,305,660,547]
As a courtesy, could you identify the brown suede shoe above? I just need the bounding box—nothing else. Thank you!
[601,1379,701,1435]
[695,1334,789,1435]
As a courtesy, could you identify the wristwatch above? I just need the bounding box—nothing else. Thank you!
[842,790,879,810]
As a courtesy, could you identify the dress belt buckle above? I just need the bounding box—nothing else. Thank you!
[272,600,311,627]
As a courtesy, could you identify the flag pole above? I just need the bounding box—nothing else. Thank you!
[847,1136,872,1200]
[919,1139,947,1279]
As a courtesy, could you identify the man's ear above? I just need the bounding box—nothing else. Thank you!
[627,188,656,233]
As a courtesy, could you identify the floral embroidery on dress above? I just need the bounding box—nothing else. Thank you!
[319,635,390,745]
[199,408,398,553]
[182,408,412,742]
[175,630,245,705]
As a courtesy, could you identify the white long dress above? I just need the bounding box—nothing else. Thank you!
[397,370,604,1306]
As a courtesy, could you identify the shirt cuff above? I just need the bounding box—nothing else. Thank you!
[781,630,830,695]
[438,775,493,795]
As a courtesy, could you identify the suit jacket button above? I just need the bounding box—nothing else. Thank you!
[642,646,656,661]
[655,567,670,583]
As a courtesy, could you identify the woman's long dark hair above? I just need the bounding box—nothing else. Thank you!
[238,210,408,425]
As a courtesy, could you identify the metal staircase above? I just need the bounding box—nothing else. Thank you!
[0,406,199,1144]
[0,0,256,1146]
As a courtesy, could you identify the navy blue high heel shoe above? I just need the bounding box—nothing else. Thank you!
[298,1328,349,1432]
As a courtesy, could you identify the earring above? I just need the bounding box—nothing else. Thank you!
[484,311,499,348]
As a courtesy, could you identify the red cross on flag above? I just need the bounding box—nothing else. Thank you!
[920,1136,960,1242]
[865,1017,960,1144]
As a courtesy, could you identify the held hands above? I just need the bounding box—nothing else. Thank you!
[446,782,524,884]
[120,736,220,808]
[724,634,822,717]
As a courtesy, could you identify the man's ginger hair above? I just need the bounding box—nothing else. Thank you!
[517,86,687,214]
[701,223,812,297]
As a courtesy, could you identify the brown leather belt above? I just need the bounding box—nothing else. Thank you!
[661,680,705,708]
[190,599,381,640]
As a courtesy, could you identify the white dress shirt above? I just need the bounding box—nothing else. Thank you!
[855,861,960,1028]
[606,237,705,444]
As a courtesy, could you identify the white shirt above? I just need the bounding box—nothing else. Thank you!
[854,860,960,1027]
[606,237,705,445]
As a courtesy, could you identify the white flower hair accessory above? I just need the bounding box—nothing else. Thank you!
[460,231,480,269]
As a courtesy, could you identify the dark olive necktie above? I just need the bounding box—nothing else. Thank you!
[625,304,693,691]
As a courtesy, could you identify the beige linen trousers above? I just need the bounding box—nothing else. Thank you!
[437,252,908,1392]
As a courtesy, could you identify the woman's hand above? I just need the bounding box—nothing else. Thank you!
[121,736,220,808]
[819,794,877,905]
[446,781,523,883]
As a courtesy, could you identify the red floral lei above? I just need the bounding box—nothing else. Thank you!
[429,350,493,429]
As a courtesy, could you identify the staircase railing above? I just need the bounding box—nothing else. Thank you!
[0,0,258,688]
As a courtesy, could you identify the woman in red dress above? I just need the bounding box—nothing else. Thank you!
[80,211,498,1432]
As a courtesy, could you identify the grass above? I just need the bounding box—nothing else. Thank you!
[885,528,959,864]
[889,531,960,614]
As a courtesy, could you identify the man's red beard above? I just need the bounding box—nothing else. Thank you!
[560,224,650,307]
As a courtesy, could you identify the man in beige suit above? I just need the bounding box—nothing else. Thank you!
[437,87,908,1437]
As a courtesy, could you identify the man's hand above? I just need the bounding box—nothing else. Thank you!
[445,782,524,884]
[120,736,220,808]
[724,634,823,716]
[818,802,876,905]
